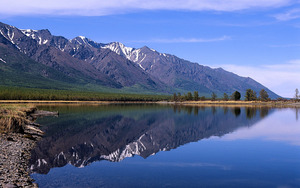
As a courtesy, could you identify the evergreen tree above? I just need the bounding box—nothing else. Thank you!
[245,89,257,101]
[223,93,229,101]
[186,92,193,101]
[295,88,299,100]
[231,91,241,101]
[211,92,217,101]
[172,93,177,101]
[177,92,182,101]
[259,89,269,101]
[194,91,199,101]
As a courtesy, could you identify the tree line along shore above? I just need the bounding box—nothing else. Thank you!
[0,86,299,106]
[171,89,300,102]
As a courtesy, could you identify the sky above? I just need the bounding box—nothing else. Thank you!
[0,0,299,98]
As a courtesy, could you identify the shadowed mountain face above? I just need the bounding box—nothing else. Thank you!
[30,104,273,174]
[0,22,279,97]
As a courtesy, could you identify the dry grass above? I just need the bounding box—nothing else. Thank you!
[0,104,36,133]
[171,100,300,108]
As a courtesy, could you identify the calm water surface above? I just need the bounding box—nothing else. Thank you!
[30,104,300,188]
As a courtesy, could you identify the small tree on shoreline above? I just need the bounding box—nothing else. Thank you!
[211,92,217,101]
[295,88,299,100]
[245,89,257,101]
[186,92,193,101]
[172,93,178,101]
[194,91,199,101]
[223,93,229,101]
[259,89,269,101]
[231,91,241,101]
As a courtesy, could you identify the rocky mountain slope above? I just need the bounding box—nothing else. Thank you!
[0,22,279,98]
[103,42,279,98]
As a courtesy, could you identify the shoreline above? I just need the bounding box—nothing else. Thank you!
[0,132,39,188]
[164,100,300,108]
[1,100,299,108]
[0,106,57,188]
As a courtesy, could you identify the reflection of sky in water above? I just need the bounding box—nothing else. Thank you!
[31,106,300,188]
[214,108,300,146]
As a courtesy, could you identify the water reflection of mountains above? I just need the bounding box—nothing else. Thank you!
[30,105,273,174]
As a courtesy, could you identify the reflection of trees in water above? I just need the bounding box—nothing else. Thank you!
[295,108,299,121]
[260,107,269,118]
[171,105,270,120]
[212,107,217,115]
[187,107,192,115]
[246,107,257,119]
[232,107,241,117]
[245,107,270,120]
[194,107,198,116]
[223,107,228,115]
[172,106,228,116]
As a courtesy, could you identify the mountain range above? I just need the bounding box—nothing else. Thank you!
[0,22,279,98]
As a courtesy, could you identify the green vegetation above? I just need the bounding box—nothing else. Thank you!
[259,89,270,101]
[170,89,279,102]
[186,92,193,101]
[0,86,170,101]
[245,89,257,101]
[231,91,241,101]
[211,92,217,101]
[223,93,229,101]
[194,91,199,101]
[295,88,299,100]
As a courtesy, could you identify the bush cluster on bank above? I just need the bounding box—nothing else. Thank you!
[171,89,272,102]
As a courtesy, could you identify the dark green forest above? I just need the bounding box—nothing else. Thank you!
[0,86,170,101]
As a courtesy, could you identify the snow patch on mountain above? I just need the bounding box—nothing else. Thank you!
[102,42,151,70]
[102,42,134,60]
[0,57,7,63]
[7,29,14,41]
[21,29,50,45]
[0,29,10,42]
[97,133,164,162]
[72,36,94,48]
[21,29,37,38]
[101,42,168,69]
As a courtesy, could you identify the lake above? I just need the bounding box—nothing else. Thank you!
[30,104,300,188]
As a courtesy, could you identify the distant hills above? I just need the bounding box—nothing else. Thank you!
[0,22,280,98]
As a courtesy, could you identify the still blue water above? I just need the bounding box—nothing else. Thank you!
[31,105,300,188]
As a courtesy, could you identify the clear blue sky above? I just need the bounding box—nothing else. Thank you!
[1,0,299,98]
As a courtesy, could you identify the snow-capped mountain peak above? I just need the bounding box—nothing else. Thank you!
[21,29,38,37]
[73,36,90,45]
[21,29,51,45]
[101,42,135,60]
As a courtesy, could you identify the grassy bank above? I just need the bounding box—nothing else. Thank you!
[0,104,36,133]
